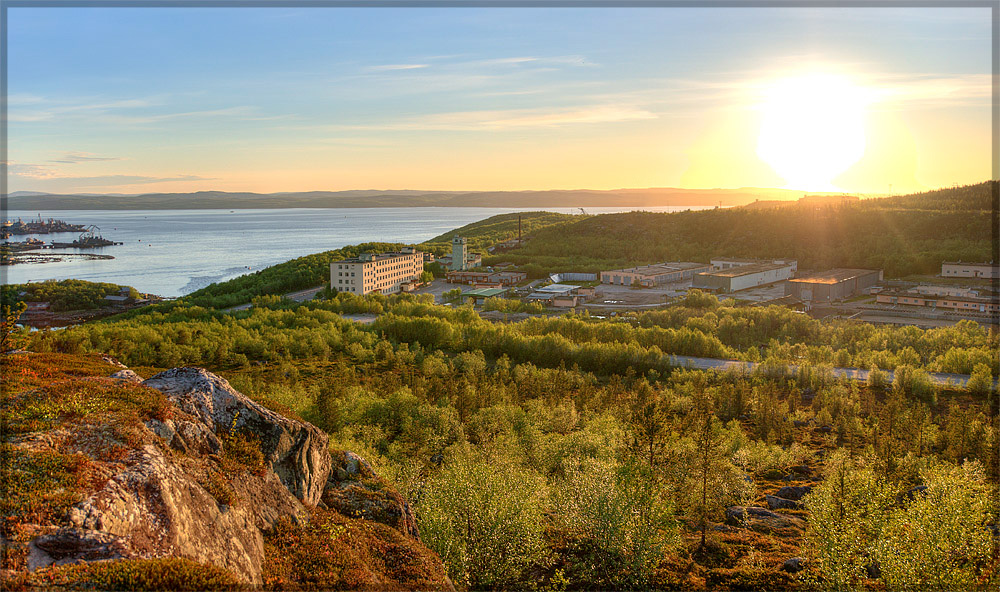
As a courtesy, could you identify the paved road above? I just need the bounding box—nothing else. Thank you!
[285,286,325,302]
[665,354,982,388]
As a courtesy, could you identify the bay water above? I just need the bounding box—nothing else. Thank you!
[3,206,711,297]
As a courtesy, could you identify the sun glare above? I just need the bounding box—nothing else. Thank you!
[756,73,870,192]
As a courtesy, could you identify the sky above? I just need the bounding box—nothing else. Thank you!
[5,5,993,196]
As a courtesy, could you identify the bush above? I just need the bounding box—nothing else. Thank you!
[417,450,546,588]
[875,462,999,591]
[551,459,680,588]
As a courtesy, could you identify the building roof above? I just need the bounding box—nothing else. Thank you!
[710,257,761,263]
[696,261,793,278]
[878,289,994,304]
[535,283,578,294]
[788,268,880,285]
[338,249,421,264]
[604,261,709,276]
[464,287,508,297]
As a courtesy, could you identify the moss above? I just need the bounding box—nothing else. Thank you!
[0,444,90,535]
[1,352,121,395]
[219,431,266,478]
[200,469,237,507]
[262,508,448,590]
[5,557,242,591]
[6,377,170,435]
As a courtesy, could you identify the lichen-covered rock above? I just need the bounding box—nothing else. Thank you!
[765,494,802,511]
[66,445,266,584]
[145,418,221,456]
[322,450,420,539]
[725,506,805,533]
[109,369,143,383]
[775,485,812,501]
[27,529,131,570]
[6,354,449,590]
[143,367,331,505]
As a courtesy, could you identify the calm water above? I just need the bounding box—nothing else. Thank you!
[3,206,711,297]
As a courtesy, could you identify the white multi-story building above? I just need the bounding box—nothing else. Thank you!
[331,247,424,295]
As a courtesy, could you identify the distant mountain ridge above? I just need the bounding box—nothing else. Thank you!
[3,187,838,210]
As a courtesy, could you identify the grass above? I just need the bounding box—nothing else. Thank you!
[5,557,242,591]
[261,508,449,590]
[0,444,91,536]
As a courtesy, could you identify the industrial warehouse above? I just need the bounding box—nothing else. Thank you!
[875,290,999,314]
[600,261,710,287]
[941,261,998,279]
[692,259,798,293]
[785,268,883,303]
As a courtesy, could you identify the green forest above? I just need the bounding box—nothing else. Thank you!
[15,286,999,590]
[1,279,141,312]
[491,182,995,278]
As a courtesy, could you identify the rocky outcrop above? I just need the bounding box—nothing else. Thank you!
[725,506,805,534]
[7,358,447,589]
[765,494,801,511]
[774,485,812,501]
[322,450,420,539]
[66,444,267,583]
[142,367,332,505]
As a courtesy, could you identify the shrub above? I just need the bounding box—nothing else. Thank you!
[551,459,680,588]
[417,450,546,588]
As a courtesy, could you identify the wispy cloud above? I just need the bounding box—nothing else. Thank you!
[49,151,123,164]
[326,104,656,132]
[368,64,429,71]
[5,160,212,187]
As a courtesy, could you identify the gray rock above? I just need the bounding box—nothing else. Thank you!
[725,506,805,533]
[109,369,144,383]
[323,450,419,539]
[28,529,130,571]
[100,355,128,369]
[865,561,881,579]
[783,557,806,573]
[766,495,801,510]
[775,485,812,501]
[143,367,331,505]
[898,485,928,504]
[66,445,265,584]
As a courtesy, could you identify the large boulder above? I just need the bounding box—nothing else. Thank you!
[775,485,812,501]
[725,506,805,534]
[143,367,331,505]
[66,445,266,584]
[766,494,802,511]
[322,450,420,539]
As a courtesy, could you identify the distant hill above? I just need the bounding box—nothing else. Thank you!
[3,187,832,210]
[493,181,995,278]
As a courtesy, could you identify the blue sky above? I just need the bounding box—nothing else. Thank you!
[6,5,992,194]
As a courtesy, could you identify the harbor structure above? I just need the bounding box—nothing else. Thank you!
[331,246,424,295]
[693,260,797,293]
[940,261,998,279]
[600,261,710,287]
[785,268,883,303]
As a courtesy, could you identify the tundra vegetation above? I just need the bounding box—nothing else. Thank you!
[3,183,997,589]
[10,284,998,590]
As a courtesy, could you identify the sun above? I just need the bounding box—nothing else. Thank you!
[756,73,870,192]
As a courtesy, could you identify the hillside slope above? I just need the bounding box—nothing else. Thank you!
[2,352,451,590]
[494,182,995,277]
